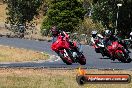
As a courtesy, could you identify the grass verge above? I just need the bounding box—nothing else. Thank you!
[0,45,49,62]
[0,68,132,88]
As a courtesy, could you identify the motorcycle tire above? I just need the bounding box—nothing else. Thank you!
[100,48,106,57]
[58,51,73,65]
[117,52,131,63]
[95,48,100,53]
[126,58,132,63]
[78,53,86,65]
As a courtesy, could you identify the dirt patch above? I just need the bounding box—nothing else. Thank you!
[0,45,49,62]
[0,3,6,22]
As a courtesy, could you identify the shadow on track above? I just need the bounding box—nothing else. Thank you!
[111,61,123,63]
[99,57,110,59]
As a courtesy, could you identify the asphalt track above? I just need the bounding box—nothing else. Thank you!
[0,37,132,70]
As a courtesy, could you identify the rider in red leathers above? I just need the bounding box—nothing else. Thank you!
[51,26,76,52]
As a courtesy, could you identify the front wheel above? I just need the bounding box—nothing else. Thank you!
[78,53,86,65]
[117,52,132,63]
[58,50,73,65]
[125,58,132,63]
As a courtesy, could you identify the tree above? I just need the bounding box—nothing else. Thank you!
[41,0,86,33]
[5,0,43,25]
[92,0,132,37]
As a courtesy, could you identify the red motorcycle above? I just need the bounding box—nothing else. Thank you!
[107,41,132,63]
[51,32,86,65]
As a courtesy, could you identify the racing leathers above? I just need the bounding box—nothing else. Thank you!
[103,35,131,60]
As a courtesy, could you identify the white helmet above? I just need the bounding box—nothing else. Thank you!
[105,30,111,36]
[91,31,97,38]
[91,31,97,35]
[130,32,132,36]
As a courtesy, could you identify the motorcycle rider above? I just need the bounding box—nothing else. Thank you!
[51,26,59,43]
[51,26,75,47]
[103,30,131,60]
[91,30,106,55]
[91,30,104,47]
[51,26,81,58]
[91,31,98,44]
[103,30,117,46]
[51,26,68,55]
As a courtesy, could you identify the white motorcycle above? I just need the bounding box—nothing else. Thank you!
[93,34,110,57]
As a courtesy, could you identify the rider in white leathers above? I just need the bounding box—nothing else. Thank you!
[91,31,104,46]
[91,31,98,44]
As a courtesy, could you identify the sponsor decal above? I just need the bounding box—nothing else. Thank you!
[76,67,131,85]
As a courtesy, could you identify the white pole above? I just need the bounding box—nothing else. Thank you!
[115,4,122,34]
[115,6,119,34]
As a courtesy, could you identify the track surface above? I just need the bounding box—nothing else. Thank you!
[0,37,132,69]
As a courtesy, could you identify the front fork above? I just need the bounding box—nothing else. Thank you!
[63,49,69,57]
[67,48,79,62]
[119,46,129,58]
